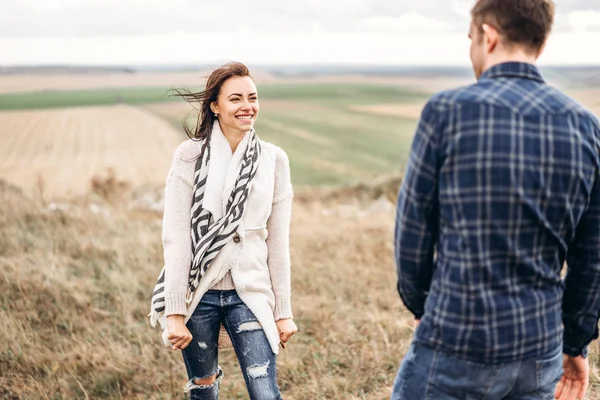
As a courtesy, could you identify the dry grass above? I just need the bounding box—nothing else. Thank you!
[2,175,600,399]
[0,105,183,199]
[0,178,413,400]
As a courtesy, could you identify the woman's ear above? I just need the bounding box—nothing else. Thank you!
[210,102,218,114]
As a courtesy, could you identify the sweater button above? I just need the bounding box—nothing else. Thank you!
[233,233,241,243]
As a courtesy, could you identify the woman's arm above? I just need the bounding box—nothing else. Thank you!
[266,147,294,320]
[162,144,196,317]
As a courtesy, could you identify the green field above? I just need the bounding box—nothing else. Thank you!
[0,82,429,186]
[141,84,429,186]
[0,83,427,110]
[0,87,172,110]
[253,104,419,185]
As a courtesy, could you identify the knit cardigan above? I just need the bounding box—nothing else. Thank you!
[159,126,293,355]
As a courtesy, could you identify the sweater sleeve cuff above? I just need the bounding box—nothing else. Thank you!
[164,292,188,317]
[274,296,293,321]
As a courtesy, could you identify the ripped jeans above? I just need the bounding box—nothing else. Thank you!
[181,290,282,400]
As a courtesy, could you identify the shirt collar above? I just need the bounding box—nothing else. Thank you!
[479,62,545,83]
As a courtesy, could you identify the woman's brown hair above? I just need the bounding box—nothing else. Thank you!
[171,61,252,141]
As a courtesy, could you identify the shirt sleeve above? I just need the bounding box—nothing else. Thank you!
[266,147,294,320]
[563,155,600,357]
[394,100,441,319]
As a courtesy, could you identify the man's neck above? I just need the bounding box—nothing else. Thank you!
[483,51,538,73]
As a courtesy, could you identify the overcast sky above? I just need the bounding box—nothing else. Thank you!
[1,0,599,66]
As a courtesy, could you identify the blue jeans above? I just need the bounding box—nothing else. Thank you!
[181,290,281,400]
[391,342,563,400]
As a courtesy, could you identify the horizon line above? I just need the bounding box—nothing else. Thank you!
[2,62,599,70]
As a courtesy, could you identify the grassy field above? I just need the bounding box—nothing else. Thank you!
[0,82,428,191]
[0,105,183,198]
[145,82,428,186]
[146,98,422,186]
[2,181,600,400]
[0,82,428,110]
[2,72,600,399]
[0,179,412,400]
[257,103,418,185]
[0,87,174,110]
[3,77,596,190]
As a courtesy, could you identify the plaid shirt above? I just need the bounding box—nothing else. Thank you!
[395,62,600,363]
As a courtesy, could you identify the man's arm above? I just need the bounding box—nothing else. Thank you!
[394,100,441,319]
[563,173,600,358]
[557,143,600,399]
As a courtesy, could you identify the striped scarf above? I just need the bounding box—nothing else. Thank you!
[149,130,262,327]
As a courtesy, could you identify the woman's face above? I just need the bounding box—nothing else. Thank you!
[211,76,259,136]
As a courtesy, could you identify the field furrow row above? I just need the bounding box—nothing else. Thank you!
[0,104,183,199]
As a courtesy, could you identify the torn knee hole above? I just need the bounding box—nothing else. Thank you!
[184,368,223,392]
[237,321,262,333]
[194,374,217,386]
[247,361,269,379]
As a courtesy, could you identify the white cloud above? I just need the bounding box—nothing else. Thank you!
[451,1,473,17]
[567,10,600,32]
[2,0,597,38]
[0,0,598,66]
[0,32,468,66]
[358,13,454,33]
[1,31,598,66]
[18,0,83,11]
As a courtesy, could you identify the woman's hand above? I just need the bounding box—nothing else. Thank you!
[276,318,297,349]
[166,315,193,350]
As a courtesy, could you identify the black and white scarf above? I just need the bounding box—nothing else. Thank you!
[149,129,261,327]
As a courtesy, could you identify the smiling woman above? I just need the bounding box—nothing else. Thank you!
[148,61,297,400]
[208,75,259,151]
[169,62,259,143]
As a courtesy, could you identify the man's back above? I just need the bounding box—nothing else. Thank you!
[396,61,600,363]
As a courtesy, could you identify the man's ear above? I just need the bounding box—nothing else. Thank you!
[481,23,499,53]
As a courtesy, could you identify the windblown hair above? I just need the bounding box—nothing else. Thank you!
[170,61,252,141]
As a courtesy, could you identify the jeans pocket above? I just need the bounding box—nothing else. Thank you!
[427,350,503,400]
[535,350,563,397]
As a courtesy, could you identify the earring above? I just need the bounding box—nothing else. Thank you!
[214,113,218,118]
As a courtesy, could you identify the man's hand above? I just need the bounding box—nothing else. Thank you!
[555,354,589,400]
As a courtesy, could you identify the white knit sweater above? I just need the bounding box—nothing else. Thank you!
[159,124,293,354]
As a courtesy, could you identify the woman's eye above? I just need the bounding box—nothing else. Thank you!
[231,98,240,102]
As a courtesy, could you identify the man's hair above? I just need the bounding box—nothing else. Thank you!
[471,0,555,53]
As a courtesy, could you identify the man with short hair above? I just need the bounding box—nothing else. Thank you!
[392,0,600,399]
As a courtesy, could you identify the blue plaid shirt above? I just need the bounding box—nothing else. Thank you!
[395,62,600,363]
